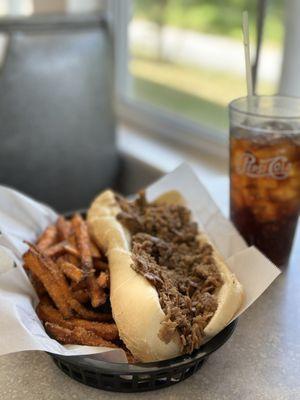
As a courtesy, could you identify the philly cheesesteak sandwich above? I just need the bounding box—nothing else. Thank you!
[87,190,243,362]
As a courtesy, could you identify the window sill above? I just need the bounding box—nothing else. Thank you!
[117,123,230,216]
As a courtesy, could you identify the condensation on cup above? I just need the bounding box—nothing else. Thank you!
[229,96,300,267]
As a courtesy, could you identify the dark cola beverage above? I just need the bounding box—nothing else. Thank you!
[230,123,300,267]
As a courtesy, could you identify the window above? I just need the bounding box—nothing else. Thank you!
[0,0,105,17]
[112,0,285,154]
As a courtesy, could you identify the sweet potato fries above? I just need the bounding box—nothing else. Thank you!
[23,214,131,360]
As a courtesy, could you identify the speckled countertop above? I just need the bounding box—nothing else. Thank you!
[1,224,299,400]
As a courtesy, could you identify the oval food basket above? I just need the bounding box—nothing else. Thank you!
[50,319,237,393]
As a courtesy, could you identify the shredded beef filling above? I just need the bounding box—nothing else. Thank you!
[116,192,223,354]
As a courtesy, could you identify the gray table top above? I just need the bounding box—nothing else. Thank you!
[1,228,299,400]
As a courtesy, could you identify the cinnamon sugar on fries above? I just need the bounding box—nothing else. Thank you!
[23,213,134,362]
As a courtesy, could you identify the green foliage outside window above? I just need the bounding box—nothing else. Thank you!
[134,0,283,44]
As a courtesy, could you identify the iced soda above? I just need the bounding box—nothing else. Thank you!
[229,96,300,266]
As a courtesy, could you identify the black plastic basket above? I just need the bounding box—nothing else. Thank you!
[50,319,237,392]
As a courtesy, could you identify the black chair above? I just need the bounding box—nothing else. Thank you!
[0,14,119,212]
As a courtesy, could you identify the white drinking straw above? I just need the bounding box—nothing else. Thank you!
[242,11,253,97]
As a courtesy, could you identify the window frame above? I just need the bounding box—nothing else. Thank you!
[109,0,238,159]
